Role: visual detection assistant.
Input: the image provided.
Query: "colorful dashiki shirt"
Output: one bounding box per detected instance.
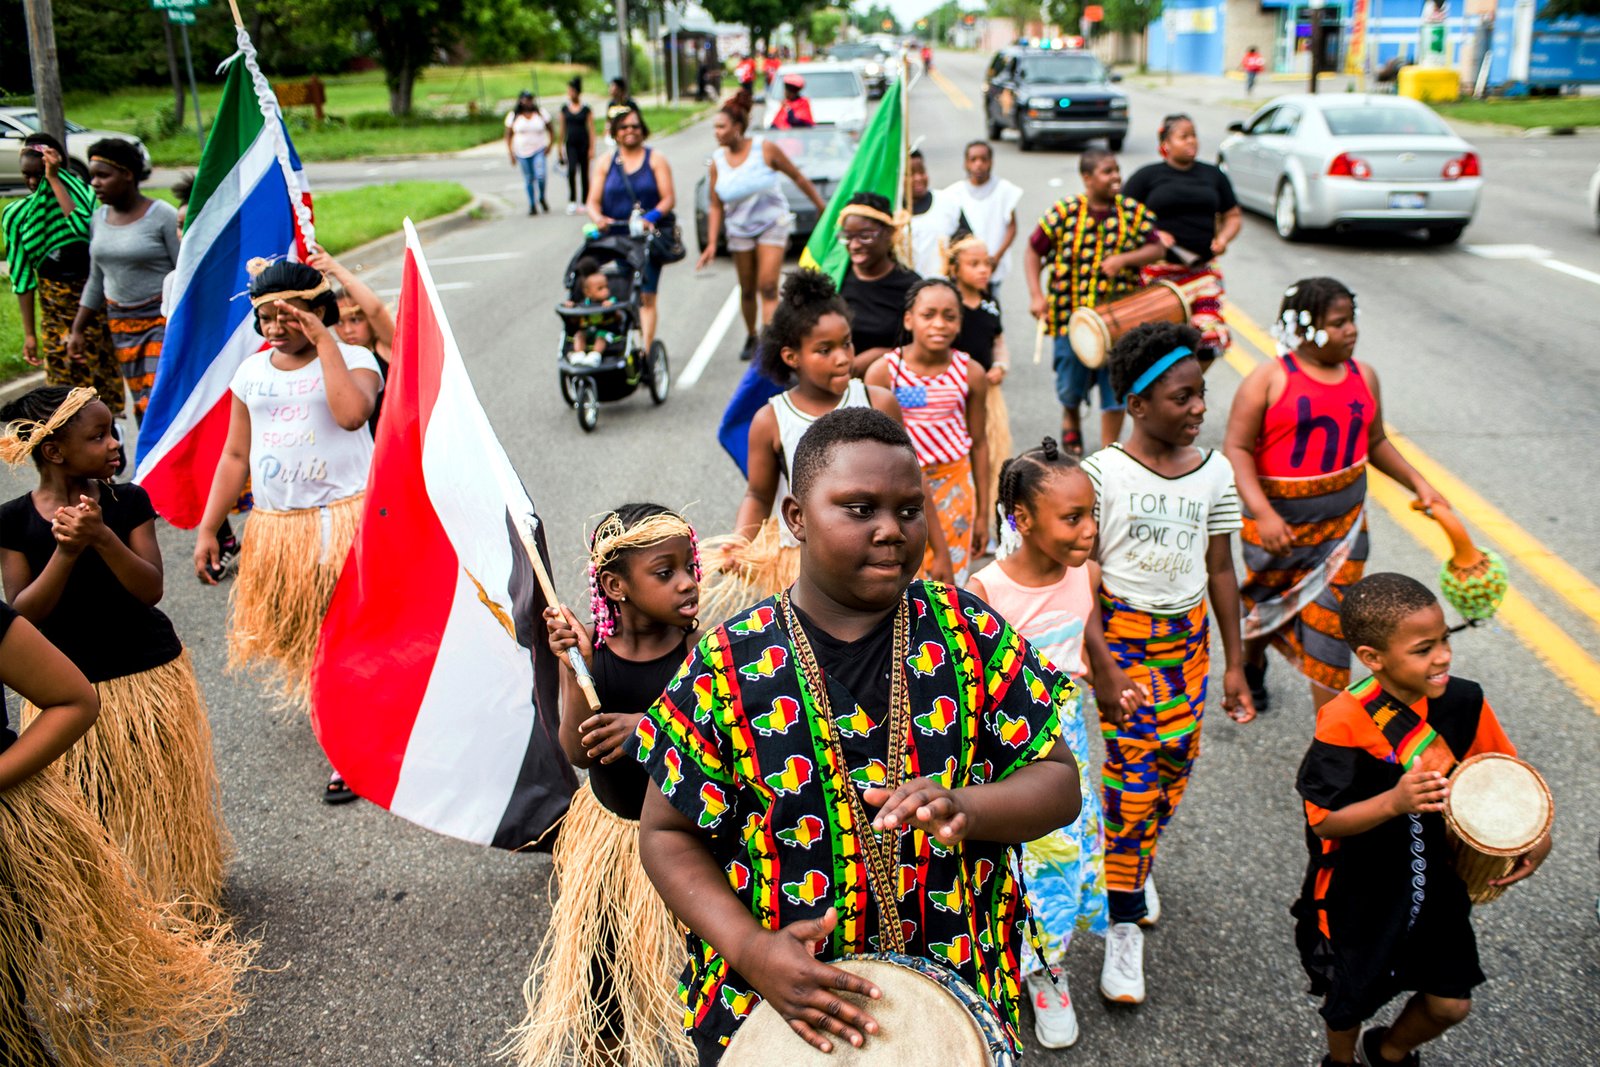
[1036,193,1156,337]
[635,580,1071,1054]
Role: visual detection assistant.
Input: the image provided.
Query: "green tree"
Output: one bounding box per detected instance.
[702,0,789,50]
[1103,0,1162,34]
[810,8,847,49]
[855,4,900,34]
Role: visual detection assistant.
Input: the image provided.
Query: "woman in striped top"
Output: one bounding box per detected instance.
[865,277,989,582]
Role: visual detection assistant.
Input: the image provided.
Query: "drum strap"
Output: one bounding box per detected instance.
[782,591,912,956]
[1347,676,1454,775]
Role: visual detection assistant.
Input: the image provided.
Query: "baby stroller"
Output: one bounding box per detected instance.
[556,233,670,432]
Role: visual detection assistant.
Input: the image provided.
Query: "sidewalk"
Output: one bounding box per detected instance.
[1118,69,1362,112]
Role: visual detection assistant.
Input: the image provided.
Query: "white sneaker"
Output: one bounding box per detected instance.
[565,203,580,215]
[1140,875,1161,927]
[1025,967,1079,1048]
[1100,922,1146,1004]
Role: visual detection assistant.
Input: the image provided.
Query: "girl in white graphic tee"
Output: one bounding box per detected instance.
[193,258,380,804]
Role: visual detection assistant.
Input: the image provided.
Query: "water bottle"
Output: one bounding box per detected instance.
[582,223,601,241]
[628,206,645,238]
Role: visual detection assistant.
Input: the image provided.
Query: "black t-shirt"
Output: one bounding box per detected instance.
[592,635,690,819]
[563,103,592,148]
[840,264,920,355]
[1121,161,1238,264]
[0,600,16,754]
[0,484,182,683]
[793,603,895,724]
[953,290,1003,370]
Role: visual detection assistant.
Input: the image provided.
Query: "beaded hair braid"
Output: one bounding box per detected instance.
[586,507,701,645]
[1272,277,1357,350]
[995,437,1081,557]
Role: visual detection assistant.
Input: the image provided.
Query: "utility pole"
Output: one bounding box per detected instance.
[1308,1,1324,94]
[21,0,67,147]
[616,0,631,87]
[163,18,186,120]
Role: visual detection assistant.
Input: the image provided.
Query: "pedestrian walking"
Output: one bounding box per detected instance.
[3,135,122,414]
[587,109,678,353]
[697,94,826,360]
[1122,115,1242,363]
[502,504,700,1067]
[907,149,965,278]
[943,141,1022,296]
[1242,46,1266,95]
[1225,278,1445,714]
[1023,148,1163,456]
[1083,321,1256,1006]
[836,192,919,375]
[0,385,231,912]
[192,260,381,803]
[558,77,596,215]
[1292,573,1549,1067]
[506,91,552,215]
[864,277,990,583]
[67,138,180,422]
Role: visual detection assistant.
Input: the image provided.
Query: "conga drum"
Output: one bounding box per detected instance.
[720,952,1014,1066]
[1443,753,1552,905]
[1066,280,1193,370]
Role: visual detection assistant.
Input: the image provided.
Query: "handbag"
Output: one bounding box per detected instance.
[616,151,687,265]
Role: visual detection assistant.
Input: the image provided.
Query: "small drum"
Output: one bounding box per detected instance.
[1444,753,1552,905]
[1066,280,1193,370]
[720,952,1013,1066]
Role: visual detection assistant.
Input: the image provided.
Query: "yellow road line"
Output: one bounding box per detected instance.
[1227,308,1600,638]
[929,69,974,111]
[1222,306,1600,713]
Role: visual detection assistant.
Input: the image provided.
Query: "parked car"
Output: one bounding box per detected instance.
[0,108,150,189]
[982,47,1128,152]
[763,63,867,133]
[695,125,855,256]
[827,41,891,97]
[1589,162,1600,233]
[1218,93,1482,244]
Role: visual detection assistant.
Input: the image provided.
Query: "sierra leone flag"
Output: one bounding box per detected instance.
[134,25,314,528]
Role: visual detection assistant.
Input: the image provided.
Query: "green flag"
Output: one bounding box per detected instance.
[798,76,906,283]
[186,53,267,224]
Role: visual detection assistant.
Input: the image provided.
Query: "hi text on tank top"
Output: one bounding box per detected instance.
[1255,354,1376,479]
[770,380,870,546]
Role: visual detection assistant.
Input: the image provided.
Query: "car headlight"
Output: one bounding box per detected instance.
[864,62,881,75]
[1110,99,1128,111]
[1028,97,1057,109]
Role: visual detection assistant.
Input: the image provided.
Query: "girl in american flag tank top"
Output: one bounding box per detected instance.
[865,278,990,583]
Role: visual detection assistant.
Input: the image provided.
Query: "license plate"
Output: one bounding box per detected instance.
[1389,192,1427,210]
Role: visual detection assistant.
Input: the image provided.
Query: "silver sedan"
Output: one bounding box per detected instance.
[1218,93,1482,244]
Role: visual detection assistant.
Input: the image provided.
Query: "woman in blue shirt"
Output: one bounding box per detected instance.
[586,109,678,352]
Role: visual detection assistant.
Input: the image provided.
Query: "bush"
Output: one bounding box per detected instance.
[132,103,184,143]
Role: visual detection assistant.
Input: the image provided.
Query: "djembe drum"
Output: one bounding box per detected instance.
[1411,501,1508,622]
[1443,753,1552,904]
[1066,279,1194,370]
[720,952,1014,1066]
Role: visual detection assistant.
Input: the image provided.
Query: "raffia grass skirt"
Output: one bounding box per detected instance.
[502,784,692,1067]
[696,517,799,631]
[22,651,230,913]
[227,493,362,711]
[0,772,251,1067]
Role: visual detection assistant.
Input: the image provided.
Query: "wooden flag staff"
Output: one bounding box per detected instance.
[515,518,602,711]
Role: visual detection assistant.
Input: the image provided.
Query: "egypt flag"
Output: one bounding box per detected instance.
[134,24,314,527]
[310,221,576,849]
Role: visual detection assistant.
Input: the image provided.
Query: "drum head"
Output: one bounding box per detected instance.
[1067,308,1109,370]
[721,957,994,1066]
[1447,754,1552,854]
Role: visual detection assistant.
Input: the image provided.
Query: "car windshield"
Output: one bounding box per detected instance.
[777,71,860,99]
[768,129,853,165]
[1016,55,1104,83]
[1321,105,1452,137]
[7,111,87,134]
[830,45,880,59]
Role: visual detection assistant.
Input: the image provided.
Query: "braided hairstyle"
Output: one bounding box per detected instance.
[0,386,84,466]
[1108,320,1203,401]
[587,503,701,645]
[995,437,1084,555]
[1273,277,1357,349]
[759,269,852,384]
[903,275,961,313]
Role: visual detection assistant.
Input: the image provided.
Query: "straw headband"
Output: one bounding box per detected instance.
[0,386,97,467]
[588,512,695,570]
[88,154,132,174]
[1129,346,1194,396]
[838,204,910,231]
[245,257,332,308]
[943,234,987,273]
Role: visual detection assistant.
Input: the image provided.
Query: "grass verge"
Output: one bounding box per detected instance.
[1,180,471,383]
[1434,96,1600,129]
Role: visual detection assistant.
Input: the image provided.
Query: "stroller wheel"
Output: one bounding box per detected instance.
[647,340,671,405]
[559,370,577,408]
[574,376,600,433]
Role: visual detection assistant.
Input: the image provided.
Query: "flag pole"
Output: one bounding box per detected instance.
[227,0,242,27]
[514,521,602,711]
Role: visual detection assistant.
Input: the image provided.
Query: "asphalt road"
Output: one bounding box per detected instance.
[6,53,1599,1065]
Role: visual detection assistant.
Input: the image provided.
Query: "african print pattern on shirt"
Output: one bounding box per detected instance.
[1037,194,1155,335]
[635,582,1072,1053]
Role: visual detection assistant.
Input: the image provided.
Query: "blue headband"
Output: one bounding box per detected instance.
[1129,346,1194,396]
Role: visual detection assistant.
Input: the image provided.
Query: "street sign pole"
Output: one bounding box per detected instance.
[178,17,206,145]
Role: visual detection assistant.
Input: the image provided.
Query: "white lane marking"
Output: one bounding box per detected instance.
[677,286,743,390]
[1537,257,1600,287]
[427,252,523,265]
[1465,243,1600,288]
[376,281,474,296]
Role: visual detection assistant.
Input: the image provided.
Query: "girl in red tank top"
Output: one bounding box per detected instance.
[1224,278,1446,713]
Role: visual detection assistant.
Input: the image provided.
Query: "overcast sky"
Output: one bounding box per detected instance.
[886,0,953,28]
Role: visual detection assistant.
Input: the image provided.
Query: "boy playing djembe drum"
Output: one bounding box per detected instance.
[1293,573,1551,1067]
[635,408,1082,1064]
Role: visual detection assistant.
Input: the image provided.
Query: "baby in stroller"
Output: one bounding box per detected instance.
[565,257,628,368]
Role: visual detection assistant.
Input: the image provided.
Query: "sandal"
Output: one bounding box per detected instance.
[1060,428,1085,457]
[322,774,359,806]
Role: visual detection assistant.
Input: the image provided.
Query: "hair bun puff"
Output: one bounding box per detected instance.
[781,268,839,309]
[1040,436,1059,461]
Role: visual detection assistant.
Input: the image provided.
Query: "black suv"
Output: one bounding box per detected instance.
[982,48,1128,152]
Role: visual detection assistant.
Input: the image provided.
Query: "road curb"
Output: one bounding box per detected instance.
[332,193,492,269]
[0,370,47,407]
